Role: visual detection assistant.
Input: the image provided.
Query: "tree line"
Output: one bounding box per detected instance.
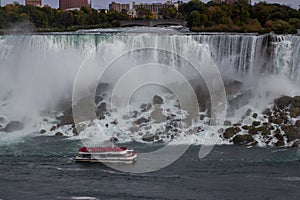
[0,3,130,31]
[0,1,300,33]
[181,0,300,33]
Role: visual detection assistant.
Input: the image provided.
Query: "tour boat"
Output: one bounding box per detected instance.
[75,146,137,164]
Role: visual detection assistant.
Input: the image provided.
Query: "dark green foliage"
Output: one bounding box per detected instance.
[181,0,300,33]
[0,3,130,31]
[0,1,299,33]
[159,6,178,19]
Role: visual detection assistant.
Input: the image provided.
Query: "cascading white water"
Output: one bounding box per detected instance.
[0,30,300,144]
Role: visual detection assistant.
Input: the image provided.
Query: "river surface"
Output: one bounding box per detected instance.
[1,136,300,200]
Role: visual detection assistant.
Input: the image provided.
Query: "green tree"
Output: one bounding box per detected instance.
[159,6,177,19]
[179,0,206,18]
[30,10,48,28]
[57,11,74,28]
[268,20,297,34]
[136,8,152,19]
[289,18,300,29]
[188,10,201,28]
[0,12,8,28]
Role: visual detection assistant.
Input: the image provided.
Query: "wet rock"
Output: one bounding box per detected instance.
[257,126,271,135]
[292,96,300,107]
[72,128,78,136]
[55,132,63,137]
[57,114,74,127]
[95,95,104,104]
[293,96,300,102]
[262,108,272,116]
[40,129,46,134]
[96,102,107,119]
[285,131,300,142]
[252,121,261,127]
[263,122,271,126]
[252,113,258,118]
[274,129,284,141]
[223,127,241,139]
[200,115,205,120]
[233,123,242,127]
[292,141,300,148]
[3,121,24,132]
[280,112,288,121]
[99,113,105,120]
[140,103,152,112]
[111,119,118,125]
[134,117,150,125]
[274,96,293,109]
[248,127,258,135]
[275,140,285,147]
[273,118,283,125]
[142,133,156,142]
[109,137,119,143]
[268,116,274,123]
[130,111,139,118]
[241,125,250,130]
[295,120,300,127]
[98,102,107,112]
[232,134,254,145]
[50,126,57,131]
[153,95,164,105]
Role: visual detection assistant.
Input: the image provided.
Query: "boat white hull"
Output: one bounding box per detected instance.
[75,155,137,164]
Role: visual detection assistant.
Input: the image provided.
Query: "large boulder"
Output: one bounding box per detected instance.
[275,140,285,147]
[142,133,157,142]
[252,121,261,127]
[3,121,24,132]
[98,102,107,112]
[223,127,241,139]
[134,117,150,125]
[274,129,284,141]
[292,96,300,107]
[140,103,152,112]
[96,102,107,119]
[274,96,293,109]
[285,130,300,142]
[292,141,300,148]
[40,129,46,134]
[153,95,164,105]
[289,105,300,118]
[232,134,254,145]
[57,115,74,127]
[257,126,271,135]
[248,127,259,135]
[295,120,300,127]
[57,107,74,127]
[55,132,63,137]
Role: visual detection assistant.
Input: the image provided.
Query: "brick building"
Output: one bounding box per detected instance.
[59,0,90,10]
[25,0,42,7]
[109,1,130,12]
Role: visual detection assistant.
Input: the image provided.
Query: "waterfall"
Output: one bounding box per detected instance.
[0,31,299,134]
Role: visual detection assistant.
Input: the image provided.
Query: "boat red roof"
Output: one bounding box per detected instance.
[79,146,127,153]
